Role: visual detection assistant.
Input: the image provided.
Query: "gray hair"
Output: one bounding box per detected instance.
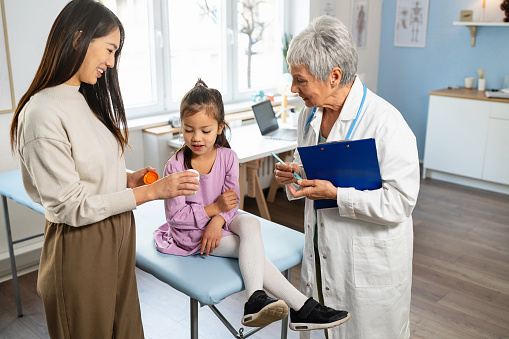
[287,16,358,87]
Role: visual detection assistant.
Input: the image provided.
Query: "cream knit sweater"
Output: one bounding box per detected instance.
[17,84,137,227]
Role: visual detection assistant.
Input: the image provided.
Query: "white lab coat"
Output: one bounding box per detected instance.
[287,78,420,339]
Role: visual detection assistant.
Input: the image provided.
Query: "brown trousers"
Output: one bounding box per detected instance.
[37,211,144,339]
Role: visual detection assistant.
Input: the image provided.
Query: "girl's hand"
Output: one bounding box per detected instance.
[200,215,225,256]
[274,162,300,185]
[289,179,337,200]
[216,188,238,213]
[127,166,156,188]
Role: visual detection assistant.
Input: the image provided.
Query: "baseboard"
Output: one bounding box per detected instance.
[423,169,509,195]
[0,240,42,283]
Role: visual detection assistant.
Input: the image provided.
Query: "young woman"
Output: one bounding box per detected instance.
[154,79,350,331]
[10,1,198,337]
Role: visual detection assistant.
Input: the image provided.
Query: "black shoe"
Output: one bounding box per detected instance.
[289,298,350,331]
[241,290,289,327]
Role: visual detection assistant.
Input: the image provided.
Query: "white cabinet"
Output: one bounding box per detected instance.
[423,91,509,194]
[483,103,509,186]
[424,96,489,179]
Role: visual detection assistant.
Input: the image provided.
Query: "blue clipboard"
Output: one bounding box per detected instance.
[297,138,382,210]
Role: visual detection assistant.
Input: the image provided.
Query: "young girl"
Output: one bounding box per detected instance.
[154,79,350,331]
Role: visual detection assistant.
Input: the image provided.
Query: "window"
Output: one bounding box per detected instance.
[167,0,224,102]
[102,0,286,118]
[236,1,282,92]
[102,0,159,112]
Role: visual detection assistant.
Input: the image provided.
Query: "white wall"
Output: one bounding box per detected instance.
[355,1,382,93]
[0,0,382,280]
[0,0,68,280]
[1,0,66,173]
[307,0,382,92]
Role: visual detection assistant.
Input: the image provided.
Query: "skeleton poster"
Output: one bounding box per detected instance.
[394,0,429,47]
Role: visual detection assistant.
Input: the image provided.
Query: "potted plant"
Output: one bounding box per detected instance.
[282,33,292,73]
[502,0,509,22]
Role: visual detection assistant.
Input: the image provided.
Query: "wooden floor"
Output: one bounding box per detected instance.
[1,177,509,338]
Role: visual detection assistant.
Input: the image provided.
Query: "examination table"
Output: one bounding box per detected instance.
[0,169,304,339]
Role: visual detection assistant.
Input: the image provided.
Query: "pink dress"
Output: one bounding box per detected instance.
[154,147,241,255]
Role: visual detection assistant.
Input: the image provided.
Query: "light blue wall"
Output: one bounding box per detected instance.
[377,1,509,160]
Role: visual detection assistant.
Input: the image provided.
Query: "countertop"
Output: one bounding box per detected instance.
[429,88,509,103]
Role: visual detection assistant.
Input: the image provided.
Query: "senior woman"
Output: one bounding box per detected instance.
[274,16,420,339]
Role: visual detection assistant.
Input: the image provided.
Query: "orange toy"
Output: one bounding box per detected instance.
[143,171,159,185]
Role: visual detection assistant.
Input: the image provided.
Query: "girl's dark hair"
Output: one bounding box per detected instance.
[10,0,128,153]
[177,78,230,169]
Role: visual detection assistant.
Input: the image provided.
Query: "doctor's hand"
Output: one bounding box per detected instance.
[289,179,337,201]
[274,162,301,185]
[200,215,225,257]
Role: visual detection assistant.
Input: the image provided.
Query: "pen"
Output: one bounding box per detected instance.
[271,152,302,180]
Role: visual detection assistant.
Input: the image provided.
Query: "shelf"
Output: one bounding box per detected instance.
[453,21,509,26]
[453,21,509,46]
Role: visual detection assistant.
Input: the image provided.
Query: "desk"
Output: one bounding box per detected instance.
[169,123,297,220]
[142,105,296,178]
[143,110,262,176]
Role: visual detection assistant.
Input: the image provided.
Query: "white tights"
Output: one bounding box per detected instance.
[212,213,308,310]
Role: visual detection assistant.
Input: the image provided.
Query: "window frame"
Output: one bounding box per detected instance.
[122,0,287,119]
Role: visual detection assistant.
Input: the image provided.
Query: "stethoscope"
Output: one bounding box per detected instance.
[304,82,367,141]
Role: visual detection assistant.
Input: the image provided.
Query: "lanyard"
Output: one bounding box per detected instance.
[304,107,316,132]
[304,83,367,140]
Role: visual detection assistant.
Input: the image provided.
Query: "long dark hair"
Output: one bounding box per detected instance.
[176,79,230,169]
[10,0,128,153]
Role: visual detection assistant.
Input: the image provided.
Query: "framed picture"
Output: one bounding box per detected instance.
[394,0,429,48]
[321,0,337,17]
[352,0,369,48]
[0,0,15,113]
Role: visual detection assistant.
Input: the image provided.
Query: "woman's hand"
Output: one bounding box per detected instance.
[153,171,200,199]
[132,170,199,205]
[289,179,337,200]
[127,166,156,188]
[216,189,238,213]
[274,162,301,185]
[200,215,225,256]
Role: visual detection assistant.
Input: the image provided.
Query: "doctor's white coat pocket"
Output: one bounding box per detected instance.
[353,235,408,288]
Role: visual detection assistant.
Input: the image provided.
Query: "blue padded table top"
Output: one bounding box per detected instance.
[134,199,305,306]
[0,170,44,215]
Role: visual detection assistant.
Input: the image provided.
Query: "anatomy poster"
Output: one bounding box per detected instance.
[321,0,337,16]
[352,1,368,48]
[394,0,429,47]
